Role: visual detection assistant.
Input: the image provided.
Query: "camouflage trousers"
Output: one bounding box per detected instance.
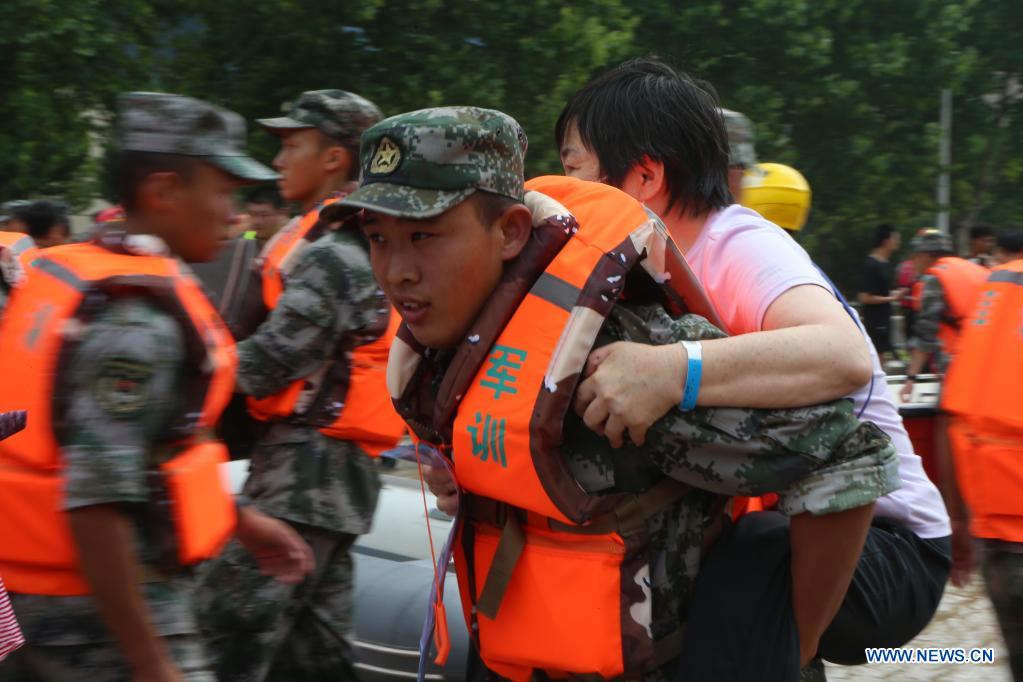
[195,523,359,682]
[0,634,214,682]
[980,540,1023,680]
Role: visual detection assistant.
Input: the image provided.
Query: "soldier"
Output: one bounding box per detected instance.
[342,106,900,681]
[902,228,992,387]
[0,92,313,682]
[899,228,988,596]
[195,90,404,681]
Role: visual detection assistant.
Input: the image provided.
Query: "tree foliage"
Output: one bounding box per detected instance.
[1,0,1020,291]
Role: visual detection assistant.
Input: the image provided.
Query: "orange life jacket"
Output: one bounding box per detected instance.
[389,176,724,680]
[914,256,989,356]
[0,240,238,596]
[249,197,405,456]
[0,231,36,293]
[942,260,1023,542]
[259,196,341,310]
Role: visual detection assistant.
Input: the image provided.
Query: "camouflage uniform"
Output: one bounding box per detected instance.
[339,107,900,681]
[909,229,958,373]
[1,295,215,682]
[565,302,898,682]
[0,93,275,682]
[914,274,950,371]
[195,90,385,682]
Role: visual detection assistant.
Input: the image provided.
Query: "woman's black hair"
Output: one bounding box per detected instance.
[555,58,732,216]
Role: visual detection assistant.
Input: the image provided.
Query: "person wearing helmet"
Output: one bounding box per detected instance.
[741,162,812,233]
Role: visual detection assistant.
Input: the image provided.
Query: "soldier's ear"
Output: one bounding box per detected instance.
[323,145,351,175]
[498,203,533,262]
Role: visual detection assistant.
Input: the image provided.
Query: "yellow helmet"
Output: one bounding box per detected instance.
[741,163,812,232]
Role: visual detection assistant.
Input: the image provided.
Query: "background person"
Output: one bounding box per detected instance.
[857,224,902,361]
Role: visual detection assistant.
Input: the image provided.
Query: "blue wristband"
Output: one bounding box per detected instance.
[679,341,702,411]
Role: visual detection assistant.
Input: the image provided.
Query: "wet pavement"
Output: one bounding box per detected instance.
[825,578,1011,681]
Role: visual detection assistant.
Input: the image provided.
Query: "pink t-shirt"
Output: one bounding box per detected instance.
[685,205,950,539]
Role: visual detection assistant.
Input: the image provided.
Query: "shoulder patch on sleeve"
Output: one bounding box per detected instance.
[92,358,154,417]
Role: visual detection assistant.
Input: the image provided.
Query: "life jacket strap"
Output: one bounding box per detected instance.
[549,478,694,537]
[475,509,525,620]
[467,478,698,622]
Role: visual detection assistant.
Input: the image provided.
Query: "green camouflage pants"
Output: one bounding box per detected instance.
[195,523,359,682]
[0,634,215,681]
[981,540,1023,680]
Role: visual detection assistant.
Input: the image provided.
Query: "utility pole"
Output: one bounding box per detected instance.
[937,89,952,238]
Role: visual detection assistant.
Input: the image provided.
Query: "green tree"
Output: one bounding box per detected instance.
[631,0,982,292]
[0,0,167,208]
[948,0,1023,249]
[157,0,636,177]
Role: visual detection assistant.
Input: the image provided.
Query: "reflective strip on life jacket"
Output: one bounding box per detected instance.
[0,242,238,595]
[0,232,35,260]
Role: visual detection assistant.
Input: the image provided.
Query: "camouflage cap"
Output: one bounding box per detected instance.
[258,89,383,146]
[910,228,955,254]
[118,92,277,183]
[338,106,527,219]
[720,108,757,168]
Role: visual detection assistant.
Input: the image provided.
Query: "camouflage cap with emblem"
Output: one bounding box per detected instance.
[337,106,527,219]
[119,92,278,183]
[720,108,757,168]
[258,89,383,148]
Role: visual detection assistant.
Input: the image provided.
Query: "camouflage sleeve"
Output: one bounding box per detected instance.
[59,297,184,510]
[604,302,901,516]
[912,274,945,354]
[235,234,380,398]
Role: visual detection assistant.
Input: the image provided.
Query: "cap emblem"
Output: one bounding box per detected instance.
[369,136,401,175]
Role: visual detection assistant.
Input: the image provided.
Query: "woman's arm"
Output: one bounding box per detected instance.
[576,284,873,447]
